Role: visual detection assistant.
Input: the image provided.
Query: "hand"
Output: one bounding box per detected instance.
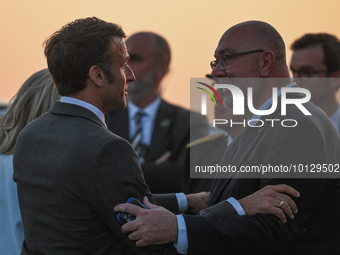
[154,151,171,164]
[114,197,178,246]
[186,191,210,214]
[238,184,300,223]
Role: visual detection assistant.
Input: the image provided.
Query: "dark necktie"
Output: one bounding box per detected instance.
[131,111,146,159]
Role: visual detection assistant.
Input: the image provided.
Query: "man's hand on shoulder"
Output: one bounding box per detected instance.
[238,184,300,223]
[114,197,178,246]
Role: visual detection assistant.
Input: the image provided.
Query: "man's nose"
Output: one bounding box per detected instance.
[211,65,227,78]
[126,65,136,82]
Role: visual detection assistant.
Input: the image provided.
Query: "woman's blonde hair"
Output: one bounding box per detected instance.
[0,69,60,154]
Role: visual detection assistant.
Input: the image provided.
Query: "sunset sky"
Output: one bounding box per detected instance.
[1,0,340,110]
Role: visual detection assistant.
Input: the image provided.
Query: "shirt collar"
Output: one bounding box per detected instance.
[127,96,162,121]
[329,104,340,133]
[60,97,107,127]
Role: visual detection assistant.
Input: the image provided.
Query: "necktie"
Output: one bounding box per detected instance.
[131,111,147,159]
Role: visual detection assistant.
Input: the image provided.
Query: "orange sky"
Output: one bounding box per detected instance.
[1,0,340,109]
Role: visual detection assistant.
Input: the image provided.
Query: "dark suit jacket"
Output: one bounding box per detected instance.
[184,132,229,194]
[183,92,340,255]
[105,99,209,194]
[13,102,178,255]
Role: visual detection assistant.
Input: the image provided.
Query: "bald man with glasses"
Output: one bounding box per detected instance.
[115,21,340,255]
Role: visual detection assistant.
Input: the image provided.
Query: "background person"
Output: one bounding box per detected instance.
[0,69,60,255]
[106,32,209,194]
[290,33,340,133]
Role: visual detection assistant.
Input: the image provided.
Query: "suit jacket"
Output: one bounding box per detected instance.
[105,99,209,194]
[13,102,178,255]
[183,92,340,255]
[184,132,229,194]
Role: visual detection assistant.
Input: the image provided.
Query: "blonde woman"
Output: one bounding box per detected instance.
[0,69,60,255]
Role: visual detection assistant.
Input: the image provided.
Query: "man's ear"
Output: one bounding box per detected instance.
[330,70,340,91]
[155,59,170,81]
[259,50,275,77]
[89,65,106,87]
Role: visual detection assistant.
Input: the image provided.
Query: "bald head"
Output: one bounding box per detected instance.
[212,21,291,111]
[126,32,171,66]
[212,20,290,80]
[220,21,286,63]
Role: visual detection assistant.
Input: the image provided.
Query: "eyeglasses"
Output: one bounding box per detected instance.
[210,49,265,70]
[291,68,328,78]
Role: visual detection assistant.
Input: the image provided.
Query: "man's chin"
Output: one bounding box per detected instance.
[111,100,127,112]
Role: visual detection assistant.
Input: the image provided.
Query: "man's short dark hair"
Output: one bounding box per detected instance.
[291,33,340,75]
[44,17,126,96]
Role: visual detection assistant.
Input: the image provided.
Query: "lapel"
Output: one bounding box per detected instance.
[209,86,307,204]
[209,119,272,205]
[146,100,174,159]
[209,86,305,205]
[49,101,107,129]
[226,84,304,174]
[208,134,240,206]
[209,115,276,205]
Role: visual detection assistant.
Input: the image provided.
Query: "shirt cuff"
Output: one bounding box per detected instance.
[227,197,245,215]
[175,193,188,213]
[173,215,188,254]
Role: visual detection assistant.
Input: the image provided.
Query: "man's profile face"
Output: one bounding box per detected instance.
[211,28,261,109]
[124,35,157,99]
[290,44,333,105]
[103,38,135,111]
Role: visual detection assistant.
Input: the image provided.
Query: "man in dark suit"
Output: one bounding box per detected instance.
[115,21,340,254]
[106,32,209,193]
[13,17,304,254]
[13,17,180,255]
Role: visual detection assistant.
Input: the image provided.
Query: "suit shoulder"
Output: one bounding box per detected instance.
[286,102,336,133]
[101,132,134,150]
[162,100,207,122]
[162,100,190,114]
